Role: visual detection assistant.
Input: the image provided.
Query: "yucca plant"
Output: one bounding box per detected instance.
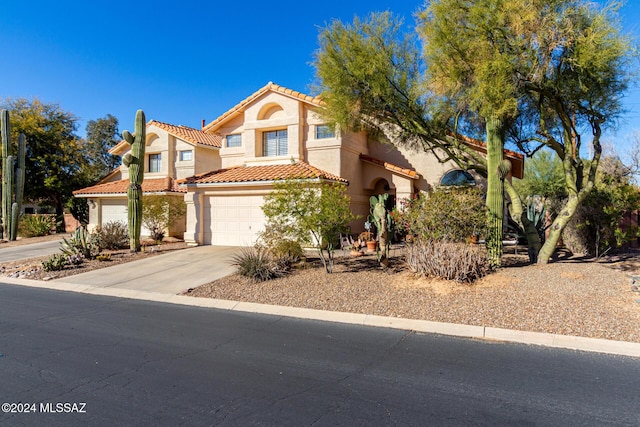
[231,246,287,282]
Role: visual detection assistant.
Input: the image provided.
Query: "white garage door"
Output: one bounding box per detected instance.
[100,199,150,236]
[204,195,266,246]
[101,199,128,225]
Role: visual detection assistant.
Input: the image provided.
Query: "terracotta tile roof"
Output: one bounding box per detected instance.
[183,161,347,185]
[149,120,222,147]
[109,120,222,154]
[203,82,323,132]
[447,132,525,179]
[73,177,186,196]
[96,168,121,184]
[359,154,420,179]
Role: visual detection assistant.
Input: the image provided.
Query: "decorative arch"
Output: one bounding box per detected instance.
[439,169,476,187]
[257,103,285,120]
[146,132,160,146]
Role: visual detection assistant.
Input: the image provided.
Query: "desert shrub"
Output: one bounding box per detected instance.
[262,179,357,273]
[395,187,487,242]
[96,221,129,250]
[563,183,640,257]
[406,240,491,283]
[232,246,287,282]
[257,224,304,265]
[42,253,68,272]
[66,253,85,266]
[142,195,187,242]
[19,214,56,237]
[60,226,101,259]
[266,239,304,267]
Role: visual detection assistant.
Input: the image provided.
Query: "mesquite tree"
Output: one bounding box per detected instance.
[315,1,633,266]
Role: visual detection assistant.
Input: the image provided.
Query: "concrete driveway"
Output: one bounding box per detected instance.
[55,246,241,294]
[0,240,62,262]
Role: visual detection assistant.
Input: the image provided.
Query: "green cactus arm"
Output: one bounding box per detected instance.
[122,130,134,145]
[15,134,25,206]
[122,153,133,167]
[10,202,19,240]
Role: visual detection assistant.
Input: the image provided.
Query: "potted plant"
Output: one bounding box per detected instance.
[358,231,377,252]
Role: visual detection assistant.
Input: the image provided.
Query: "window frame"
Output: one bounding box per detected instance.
[148,153,162,173]
[315,124,336,139]
[439,169,476,187]
[262,129,288,157]
[226,133,242,148]
[179,150,193,162]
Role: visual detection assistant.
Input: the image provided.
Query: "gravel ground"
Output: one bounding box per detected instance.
[0,238,188,280]
[188,248,640,343]
[3,235,639,343]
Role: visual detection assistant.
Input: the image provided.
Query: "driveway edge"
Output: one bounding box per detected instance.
[3,276,639,358]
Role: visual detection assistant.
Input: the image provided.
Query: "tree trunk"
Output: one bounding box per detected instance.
[485,117,505,268]
[537,192,587,264]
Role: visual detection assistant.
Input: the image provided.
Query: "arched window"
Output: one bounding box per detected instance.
[440,170,476,186]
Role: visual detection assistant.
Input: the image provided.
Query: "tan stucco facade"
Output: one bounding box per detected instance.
[76,82,521,247]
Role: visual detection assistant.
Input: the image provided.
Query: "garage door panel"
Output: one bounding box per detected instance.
[100,199,150,236]
[206,195,265,246]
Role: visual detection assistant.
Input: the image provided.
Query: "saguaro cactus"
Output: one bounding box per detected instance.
[121,110,146,252]
[369,193,393,266]
[1,109,26,241]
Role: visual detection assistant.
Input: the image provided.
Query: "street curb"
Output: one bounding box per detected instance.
[2,276,639,358]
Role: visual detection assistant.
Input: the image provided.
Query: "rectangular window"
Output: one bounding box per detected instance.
[316,124,335,139]
[148,153,161,173]
[179,150,193,161]
[262,130,288,157]
[226,134,242,148]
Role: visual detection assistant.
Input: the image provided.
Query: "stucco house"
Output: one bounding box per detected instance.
[74,82,523,246]
[73,120,221,237]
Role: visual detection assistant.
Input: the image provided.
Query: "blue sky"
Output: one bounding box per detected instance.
[2,0,639,153]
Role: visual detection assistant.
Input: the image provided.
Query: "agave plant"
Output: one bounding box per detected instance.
[60,226,100,259]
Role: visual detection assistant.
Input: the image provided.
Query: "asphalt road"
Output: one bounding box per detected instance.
[1,283,639,426]
[0,240,60,262]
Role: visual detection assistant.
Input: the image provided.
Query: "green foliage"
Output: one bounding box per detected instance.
[1,99,93,229]
[563,179,640,257]
[82,114,120,182]
[121,110,146,252]
[96,253,112,262]
[513,150,566,200]
[261,179,356,273]
[66,197,89,226]
[395,187,487,243]
[313,12,483,170]
[257,224,304,265]
[314,2,635,265]
[406,240,491,283]
[231,246,287,283]
[95,220,129,250]
[60,226,100,259]
[18,214,55,237]
[42,253,68,272]
[141,195,186,242]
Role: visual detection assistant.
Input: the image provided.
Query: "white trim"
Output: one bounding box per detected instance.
[75,191,184,198]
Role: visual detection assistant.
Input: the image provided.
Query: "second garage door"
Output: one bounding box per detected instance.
[204,195,266,246]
